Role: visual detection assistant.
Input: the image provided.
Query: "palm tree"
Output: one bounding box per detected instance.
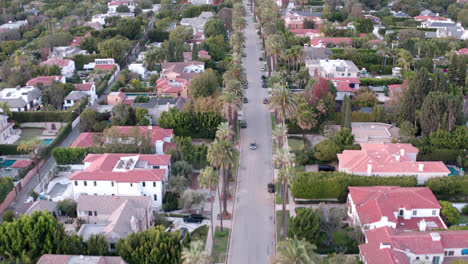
[182,240,210,264]
[296,104,316,144]
[17,138,43,186]
[269,84,298,126]
[273,149,295,239]
[145,47,166,71]
[397,49,413,71]
[198,166,219,244]
[230,31,245,53]
[207,139,237,229]
[266,34,285,72]
[1,102,11,117]
[225,64,247,85]
[272,123,288,150]
[233,17,247,31]
[221,91,241,141]
[216,122,234,142]
[273,236,320,264]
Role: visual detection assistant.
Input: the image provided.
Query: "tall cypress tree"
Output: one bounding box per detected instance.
[401,67,430,122]
[341,95,348,128]
[448,53,458,85]
[344,95,352,129]
[432,68,448,92]
[456,56,467,87]
[192,43,198,61]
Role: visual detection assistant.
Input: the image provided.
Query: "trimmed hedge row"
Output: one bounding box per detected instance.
[12,111,76,123]
[291,172,417,201]
[52,147,90,165]
[418,148,462,164]
[330,48,377,55]
[425,175,468,196]
[44,123,72,155]
[307,1,324,5]
[360,78,403,86]
[0,177,14,203]
[0,144,20,155]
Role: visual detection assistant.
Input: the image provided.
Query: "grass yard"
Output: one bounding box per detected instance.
[16,128,44,143]
[212,227,230,263]
[288,138,304,151]
[276,210,290,242]
[190,225,208,243]
[271,113,276,129]
[275,182,289,205]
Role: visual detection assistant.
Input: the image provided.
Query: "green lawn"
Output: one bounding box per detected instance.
[275,182,289,205]
[17,128,44,143]
[276,210,290,242]
[456,215,468,225]
[190,225,208,243]
[212,228,230,263]
[271,113,276,129]
[288,138,304,151]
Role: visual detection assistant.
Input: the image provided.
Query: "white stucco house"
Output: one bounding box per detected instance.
[40,58,76,77]
[0,87,42,112]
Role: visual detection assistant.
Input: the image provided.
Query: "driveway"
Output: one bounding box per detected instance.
[227,5,275,264]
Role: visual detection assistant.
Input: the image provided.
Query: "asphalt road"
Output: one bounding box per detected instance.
[227,5,275,264]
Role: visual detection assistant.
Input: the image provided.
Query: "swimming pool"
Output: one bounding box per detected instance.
[1,160,16,167]
[449,166,461,176]
[42,139,54,146]
[125,93,149,97]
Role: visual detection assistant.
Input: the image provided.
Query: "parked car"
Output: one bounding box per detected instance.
[268,183,275,193]
[261,75,266,80]
[249,142,257,150]
[240,120,247,128]
[183,214,204,224]
[243,97,248,103]
[259,57,263,61]
[263,98,268,104]
[244,84,248,89]
[262,83,267,88]
[318,165,336,172]
[261,67,265,71]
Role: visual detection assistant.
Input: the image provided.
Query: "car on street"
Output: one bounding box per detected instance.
[318,165,336,172]
[261,75,266,80]
[259,57,263,61]
[244,84,248,89]
[261,67,264,71]
[263,98,268,104]
[183,214,204,224]
[267,183,275,193]
[262,83,267,88]
[249,142,257,150]
[240,120,247,128]
[243,97,248,103]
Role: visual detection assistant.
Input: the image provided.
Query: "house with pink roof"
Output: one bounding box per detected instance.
[26,76,66,88]
[107,0,135,12]
[70,126,174,154]
[37,254,127,264]
[289,28,323,38]
[183,50,211,62]
[457,48,468,56]
[338,143,450,184]
[347,186,447,232]
[71,153,171,208]
[40,58,75,77]
[359,226,468,264]
[327,77,361,100]
[156,78,189,98]
[310,38,352,48]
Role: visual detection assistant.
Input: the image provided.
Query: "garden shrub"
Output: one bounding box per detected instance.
[52,147,90,165]
[0,177,14,203]
[360,78,402,86]
[2,209,15,222]
[162,192,179,212]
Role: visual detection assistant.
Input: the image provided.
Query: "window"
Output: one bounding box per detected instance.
[94,211,97,216]
[142,182,146,187]
[154,194,157,201]
[111,181,114,187]
[432,210,437,216]
[84,181,87,186]
[88,211,92,216]
[399,209,403,216]
[413,210,417,216]
[153,182,156,187]
[110,243,115,250]
[130,183,133,187]
[112,193,115,196]
[433,256,440,264]
[74,181,78,186]
[94,181,97,186]
[153,165,160,169]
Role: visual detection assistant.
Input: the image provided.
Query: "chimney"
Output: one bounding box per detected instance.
[367,164,372,176]
[419,219,427,231]
[82,80,86,84]
[379,243,391,249]
[430,232,441,241]
[395,155,400,161]
[400,149,405,157]
[148,126,152,130]
[419,164,424,171]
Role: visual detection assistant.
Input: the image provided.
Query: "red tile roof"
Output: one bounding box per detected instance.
[327,77,360,92]
[349,186,445,230]
[290,28,322,35]
[108,0,133,5]
[338,143,450,175]
[457,48,468,56]
[156,78,188,94]
[70,126,174,148]
[414,15,449,21]
[71,153,169,182]
[310,38,352,47]
[40,58,73,67]
[360,227,468,264]
[11,160,33,168]
[70,36,84,47]
[95,64,117,71]
[26,76,65,87]
[75,82,94,91]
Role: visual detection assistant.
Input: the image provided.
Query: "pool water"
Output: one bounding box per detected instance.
[448,166,460,176]
[1,160,16,167]
[42,139,54,146]
[125,93,149,97]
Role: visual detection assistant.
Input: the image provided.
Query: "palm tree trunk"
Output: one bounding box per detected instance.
[210,182,215,241]
[302,129,307,144]
[217,182,223,232]
[281,178,288,239]
[222,167,228,216]
[232,110,238,142]
[267,54,272,77]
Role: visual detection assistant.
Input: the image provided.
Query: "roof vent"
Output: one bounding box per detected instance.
[380,243,391,249]
[431,232,441,241]
[419,164,424,171]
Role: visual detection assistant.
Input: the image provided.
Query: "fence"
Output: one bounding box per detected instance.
[34,163,56,194]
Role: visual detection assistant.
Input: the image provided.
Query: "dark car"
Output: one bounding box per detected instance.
[268,183,275,193]
[244,84,248,89]
[240,120,247,128]
[318,165,336,172]
[259,56,263,61]
[243,97,248,103]
[183,214,204,224]
[263,98,268,104]
[249,142,257,150]
[262,83,267,88]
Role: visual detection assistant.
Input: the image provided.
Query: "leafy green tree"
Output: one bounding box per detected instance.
[58,199,77,217]
[179,189,206,210]
[420,92,461,135]
[98,36,131,65]
[79,108,97,132]
[334,128,354,149]
[111,103,136,126]
[86,234,109,256]
[204,18,227,39]
[296,103,315,143]
[116,5,130,12]
[287,208,320,245]
[432,68,448,92]
[205,36,229,61]
[439,200,460,226]
[313,139,340,162]
[136,107,150,126]
[116,226,182,264]
[399,121,417,142]
[117,19,142,40]
[189,69,220,98]
[167,175,189,196]
[462,204,468,215]
[274,236,320,264]
[169,26,194,43]
[458,9,468,27]
[401,67,430,123]
[192,44,199,61]
[2,209,15,222]
[341,95,352,129]
[355,18,373,33]
[172,160,194,178]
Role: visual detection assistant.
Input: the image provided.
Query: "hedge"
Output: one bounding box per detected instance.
[158,110,224,139]
[52,147,90,165]
[0,177,14,203]
[290,172,417,201]
[360,78,402,86]
[0,144,20,155]
[12,111,75,123]
[418,149,461,164]
[330,48,377,55]
[307,1,323,5]
[425,175,468,197]
[44,123,72,155]
[388,26,437,32]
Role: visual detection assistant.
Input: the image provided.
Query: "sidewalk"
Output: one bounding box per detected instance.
[274,186,296,217]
